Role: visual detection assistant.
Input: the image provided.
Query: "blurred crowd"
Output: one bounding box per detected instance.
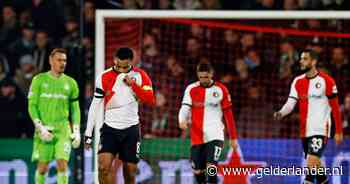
[136,20,350,139]
[96,0,350,10]
[0,0,95,138]
[0,0,349,139]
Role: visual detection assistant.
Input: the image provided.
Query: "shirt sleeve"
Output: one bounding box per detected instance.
[220,84,232,110]
[70,79,81,125]
[94,75,104,99]
[181,86,192,107]
[288,78,298,100]
[85,74,105,137]
[28,75,41,122]
[325,76,342,134]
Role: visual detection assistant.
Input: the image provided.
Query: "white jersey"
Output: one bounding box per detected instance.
[288,71,339,137]
[180,81,232,145]
[86,66,153,134]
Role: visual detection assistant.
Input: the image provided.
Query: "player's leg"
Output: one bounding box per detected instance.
[56,159,69,184]
[54,128,72,184]
[119,124,141,184]
[111,158,122,183]
[36,162,49,184]
[32,137,54,184]
[122,162,137,184]
[205,140,224,184]
[303,136,328,184]
[98,153,114,184]
[190,144,206,184]
[98,123,119,184]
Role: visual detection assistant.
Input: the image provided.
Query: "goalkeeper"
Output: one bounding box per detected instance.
[28,48,81,184]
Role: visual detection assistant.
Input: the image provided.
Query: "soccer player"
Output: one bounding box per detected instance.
[274,49,343,184]
[178,61,238,184]
[84,47,155,184]
[28,48,81,184]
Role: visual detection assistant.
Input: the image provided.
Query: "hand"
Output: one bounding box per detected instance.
[179,121,189,130]
[229,139,238,152]
[273,111,283,121]
[84,136,93,150]
[71,125,81,149]
[123,75,134,86]
[335,133,343,145]
[34,121,53,142]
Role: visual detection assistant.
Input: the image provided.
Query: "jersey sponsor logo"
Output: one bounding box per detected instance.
[193,101,218,108]
[40,93,68,99]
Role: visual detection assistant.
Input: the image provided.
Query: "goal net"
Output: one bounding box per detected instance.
[90,10,350,184]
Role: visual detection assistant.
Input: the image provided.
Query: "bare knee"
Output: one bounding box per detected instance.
[37,162,49,174]
[123,162,137,183]
[193,169,205,175]
[56,160,68,172]
[98,154,113,176]
[307,155,321,168]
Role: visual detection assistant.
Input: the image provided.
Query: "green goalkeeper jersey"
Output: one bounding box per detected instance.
[28,72,80,128]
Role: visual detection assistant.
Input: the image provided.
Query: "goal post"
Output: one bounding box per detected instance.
[93,10,350,184]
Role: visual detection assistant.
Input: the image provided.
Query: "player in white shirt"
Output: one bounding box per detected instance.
[84,47,155,184]
[178,61,238,184]
[274,49,343,184]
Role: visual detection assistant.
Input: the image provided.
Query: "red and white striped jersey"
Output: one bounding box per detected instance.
[181,81,235,145]
[289,71,341,137]
[93,66,154,129]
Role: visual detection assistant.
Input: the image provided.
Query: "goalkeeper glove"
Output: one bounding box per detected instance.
[34,119,53,142]
[71,124,81,149]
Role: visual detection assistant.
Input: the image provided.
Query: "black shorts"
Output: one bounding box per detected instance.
[98,123,141,164]
[190,140,224,170]
[302,135,327,158]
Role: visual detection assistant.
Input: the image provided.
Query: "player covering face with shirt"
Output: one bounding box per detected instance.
[84,47,155,184]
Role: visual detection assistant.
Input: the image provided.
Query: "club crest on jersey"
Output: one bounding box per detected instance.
[315,82,321,89]
[213,92,219,97]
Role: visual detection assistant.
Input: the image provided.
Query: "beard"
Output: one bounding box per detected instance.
[300,65,312,73]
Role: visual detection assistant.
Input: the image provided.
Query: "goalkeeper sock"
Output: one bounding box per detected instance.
[57,171,68,184]
[35,170,46,184]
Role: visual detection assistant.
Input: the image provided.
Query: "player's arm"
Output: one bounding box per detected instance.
[28,75,53,141]
[125,70,155,106]
[274,79,298,120]
[326,78,343,145]
[178,86,192,130]
[84,75,105,149]
[28,75,41,124]
[221,85,238,151]
[70,79,81,148]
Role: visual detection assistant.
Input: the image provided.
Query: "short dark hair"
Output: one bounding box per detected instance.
[50,48,67,57]
[197,60,214,73]
[302,49,319,61]
[114,47,134,60]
